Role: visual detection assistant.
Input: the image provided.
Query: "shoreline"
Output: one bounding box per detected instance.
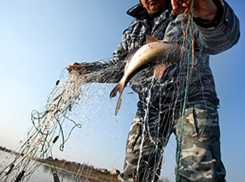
[0,146,119,182]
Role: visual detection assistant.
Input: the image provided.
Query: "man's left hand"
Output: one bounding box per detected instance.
[171,0,218,21]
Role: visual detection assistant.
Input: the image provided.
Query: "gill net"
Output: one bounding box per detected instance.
[0,2,197,182]
[0,69,120,182]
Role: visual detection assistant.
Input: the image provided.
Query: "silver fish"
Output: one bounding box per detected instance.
[110,35,182,115]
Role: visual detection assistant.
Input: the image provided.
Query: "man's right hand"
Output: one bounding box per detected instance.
[66,62,86,74]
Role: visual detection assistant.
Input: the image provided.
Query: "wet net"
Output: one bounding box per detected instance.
[0,4,197,182]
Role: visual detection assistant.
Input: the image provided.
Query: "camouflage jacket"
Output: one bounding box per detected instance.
[83,0,240,107]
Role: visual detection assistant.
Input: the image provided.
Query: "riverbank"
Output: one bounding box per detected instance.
[0,146,119,182]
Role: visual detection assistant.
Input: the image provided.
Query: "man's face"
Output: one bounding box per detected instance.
[140,0,167,13]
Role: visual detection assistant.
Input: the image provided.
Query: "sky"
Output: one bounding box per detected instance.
[0,0,244,181]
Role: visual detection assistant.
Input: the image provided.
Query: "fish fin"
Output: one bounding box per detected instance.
[146,35,159,43]
[115,92,123,116]
[154,64,167,82]
[110,82,125,115]
[161,40,181,47]
[110,83,121,98]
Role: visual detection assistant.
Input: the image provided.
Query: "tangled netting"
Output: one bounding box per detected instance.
[0,4,197,182]
[0,69,116,182]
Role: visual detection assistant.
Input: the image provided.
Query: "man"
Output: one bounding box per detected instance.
[67,0,240,181]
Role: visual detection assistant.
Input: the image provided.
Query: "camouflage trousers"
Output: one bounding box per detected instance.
[118,101,226,182]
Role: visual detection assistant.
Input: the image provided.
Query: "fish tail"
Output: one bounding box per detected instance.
[115,92,123,116]
[110,82,125,115]
[110,83,122,98]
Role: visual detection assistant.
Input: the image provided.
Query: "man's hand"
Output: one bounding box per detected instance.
[171,0,218,21]
[66,62,86,74]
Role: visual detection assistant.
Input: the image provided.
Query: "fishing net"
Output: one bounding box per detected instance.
[0,68,123,182]
[0,3,197,182]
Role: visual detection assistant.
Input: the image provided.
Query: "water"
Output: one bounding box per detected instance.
[0,150,88,182]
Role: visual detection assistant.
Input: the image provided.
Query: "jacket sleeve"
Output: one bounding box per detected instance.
[78,33,129,84]
[194,0,240,55]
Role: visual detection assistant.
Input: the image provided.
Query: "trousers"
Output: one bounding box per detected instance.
[118,101,226,182]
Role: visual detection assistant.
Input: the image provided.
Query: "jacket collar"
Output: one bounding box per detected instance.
[127,4,148,20]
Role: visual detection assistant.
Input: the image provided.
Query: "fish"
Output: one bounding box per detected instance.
[110,35,183,115]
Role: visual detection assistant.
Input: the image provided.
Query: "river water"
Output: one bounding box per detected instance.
[0,150,87,182]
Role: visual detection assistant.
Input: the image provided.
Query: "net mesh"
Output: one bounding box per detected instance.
[0,6,197,182]
[0,69,119,181]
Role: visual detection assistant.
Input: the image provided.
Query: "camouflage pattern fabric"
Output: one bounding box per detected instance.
[76,0,239,181]
[118,101,226,182]
[174,102,226,182]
